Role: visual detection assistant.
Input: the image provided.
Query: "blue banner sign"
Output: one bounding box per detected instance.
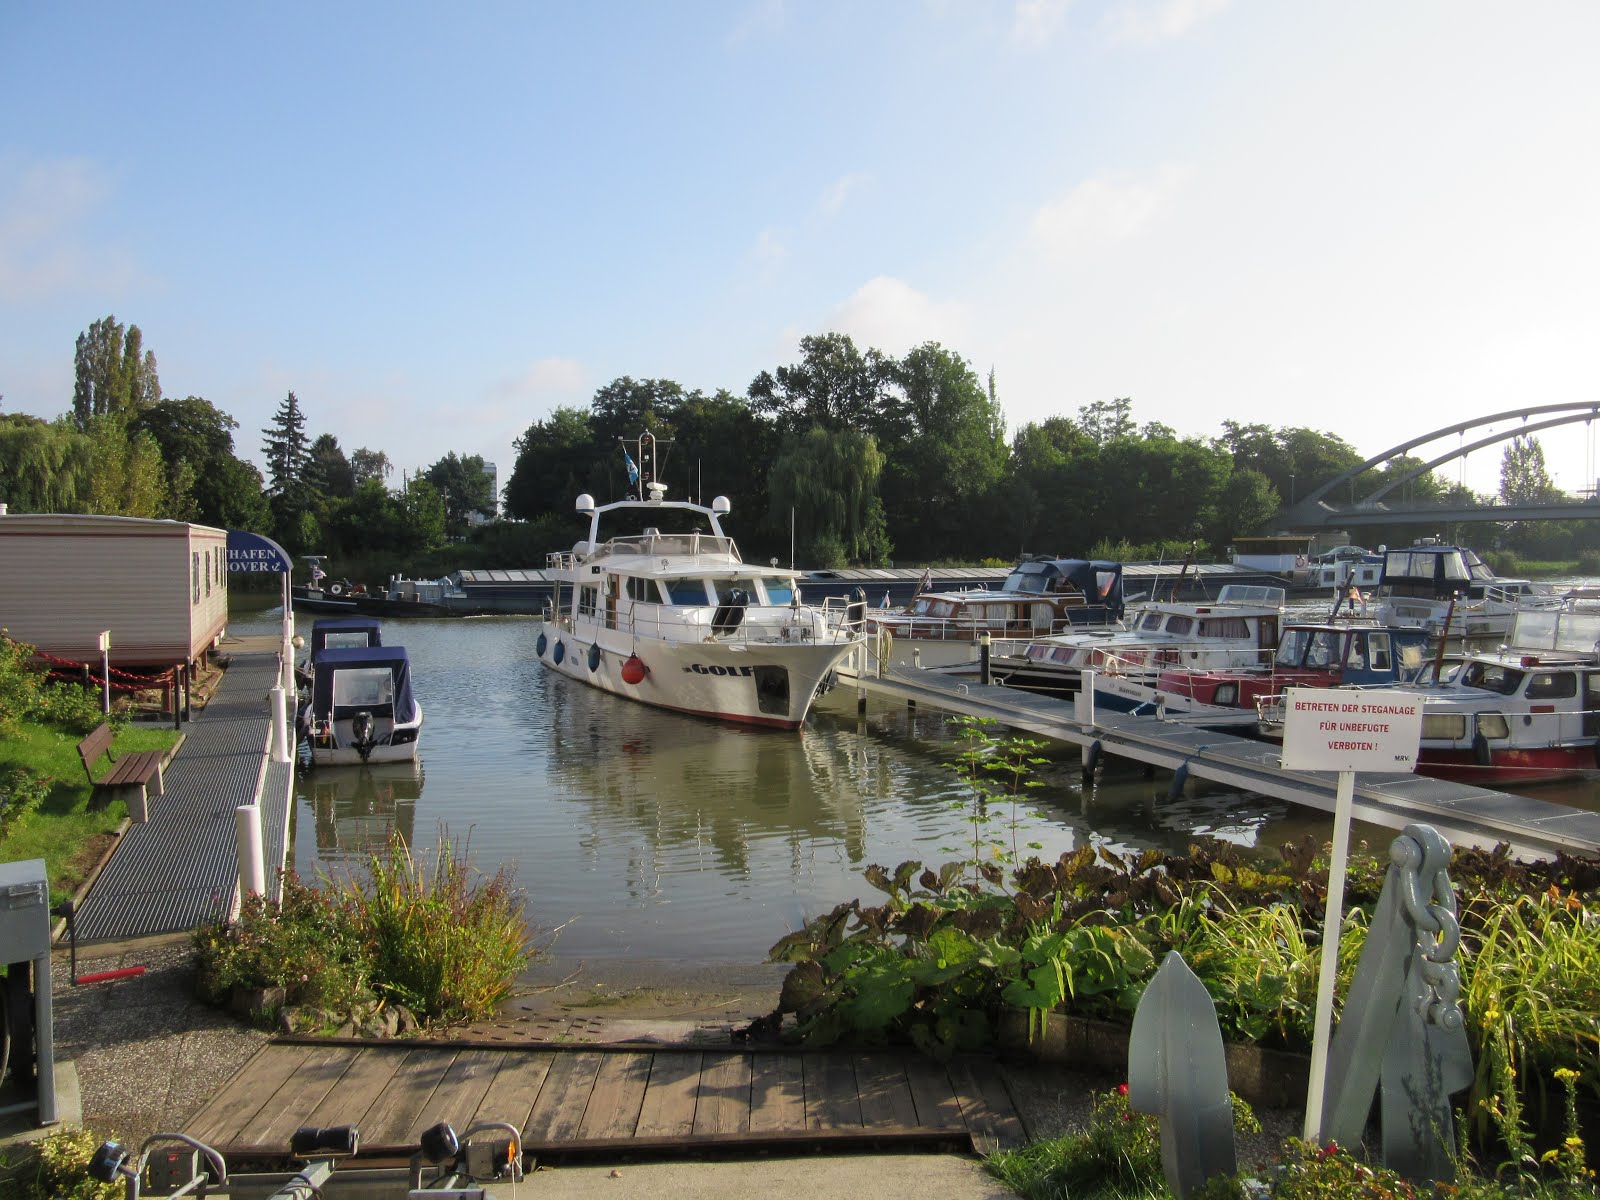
[227,530,294,574]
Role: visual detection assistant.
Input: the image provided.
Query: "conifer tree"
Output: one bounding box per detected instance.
[260,390,311,498]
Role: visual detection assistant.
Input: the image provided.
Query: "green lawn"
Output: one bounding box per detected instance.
[0,718,182,905]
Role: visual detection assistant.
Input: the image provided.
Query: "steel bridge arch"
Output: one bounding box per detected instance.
[1298,401,1600,508]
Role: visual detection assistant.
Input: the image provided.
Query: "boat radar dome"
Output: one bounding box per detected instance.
[712,496,731,515]
[575,494,595,513]
[645,481,668,502]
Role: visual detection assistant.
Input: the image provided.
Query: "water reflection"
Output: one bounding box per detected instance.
[305,761,421,862]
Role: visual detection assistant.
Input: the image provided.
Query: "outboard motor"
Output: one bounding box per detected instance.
[351,710,377,762]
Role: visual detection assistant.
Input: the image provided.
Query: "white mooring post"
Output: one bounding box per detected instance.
[1075,668,1097,725]
[234,804,266,900]
[269,682,290,763]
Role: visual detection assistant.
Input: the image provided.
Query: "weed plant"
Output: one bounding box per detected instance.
[192,830,533,1029]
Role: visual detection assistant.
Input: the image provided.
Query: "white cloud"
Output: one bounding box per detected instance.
[490,357,587,405]
[1101,0,1231,44]
[0,156,139,302]
[818,172,870,216]
[1011,0,1071,48]
[826,276,972,356]
[1029,166,1191,258]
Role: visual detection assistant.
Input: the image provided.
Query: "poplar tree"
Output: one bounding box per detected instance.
[72,315,161,430]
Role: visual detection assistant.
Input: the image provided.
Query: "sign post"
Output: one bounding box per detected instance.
[98,630,111,715]
[1279,687,1422,1143]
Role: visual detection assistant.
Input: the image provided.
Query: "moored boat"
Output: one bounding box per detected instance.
[533,434,865,729]
[298,644,423,767]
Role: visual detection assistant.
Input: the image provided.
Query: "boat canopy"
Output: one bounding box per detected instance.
[310,646,417,723]
[309,618,383,657]
[1001,558,1125,622]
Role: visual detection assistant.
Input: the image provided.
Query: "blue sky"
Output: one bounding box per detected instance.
[4,1,1599,504]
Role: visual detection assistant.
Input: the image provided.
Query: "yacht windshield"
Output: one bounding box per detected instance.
[1458,661,1526,695]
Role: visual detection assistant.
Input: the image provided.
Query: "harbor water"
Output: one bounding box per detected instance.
[230,597,1597,964]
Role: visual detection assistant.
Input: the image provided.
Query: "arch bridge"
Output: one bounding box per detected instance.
[1272,402,1600,531]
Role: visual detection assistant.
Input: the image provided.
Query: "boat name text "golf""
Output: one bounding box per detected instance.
[682,663,760,676]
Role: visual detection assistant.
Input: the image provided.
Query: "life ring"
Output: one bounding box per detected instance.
[1472,732,1491,767]
[329,582,345,596]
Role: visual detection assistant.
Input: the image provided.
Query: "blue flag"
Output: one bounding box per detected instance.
[623,447,640,485]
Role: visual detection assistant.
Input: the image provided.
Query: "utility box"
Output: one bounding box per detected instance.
[0,859,55,1125]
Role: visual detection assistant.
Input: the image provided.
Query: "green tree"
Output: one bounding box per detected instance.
[876,344,1007,560]
[306,433,356,500]
[502,406,602,521]
[83,417,166,517]
[767,426,890,566]
[350,447,392,486]
[424,452,496,536]
[1077,398,1135,446]
[72,315,161,430]
[0,414,92,512]
[1500,434,1560,505]
[748,332,891,438]
[398,478,447,553]
[132,396,267,529]
[261,391,312,499]
[1212,468,1281,543]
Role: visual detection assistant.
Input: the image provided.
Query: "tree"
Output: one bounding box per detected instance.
[766,426,890,566]
[1499,435,1560,506]
[748,333,891,438]
[0,414,92,512]
[502,407,602,521]
[132,396,266,529]
[398,478,447,553]
[72,315,160,430]
[1077,398,1135,446]
[83,418,166,517]
[424,452,496,536]
[350,447,392,486]
[261,391,312,499]
[305,433,356,500]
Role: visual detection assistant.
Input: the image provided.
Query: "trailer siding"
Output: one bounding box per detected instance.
[0,514,228,665]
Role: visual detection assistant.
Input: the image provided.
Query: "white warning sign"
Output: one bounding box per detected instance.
[1279,687,1422,773]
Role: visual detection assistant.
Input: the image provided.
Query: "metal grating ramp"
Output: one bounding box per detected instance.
[73,651,294,941]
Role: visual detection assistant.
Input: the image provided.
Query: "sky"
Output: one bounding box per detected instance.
[4,1,1599,507]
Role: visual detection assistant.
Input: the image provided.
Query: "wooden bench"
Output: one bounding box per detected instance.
[77,723,165,823]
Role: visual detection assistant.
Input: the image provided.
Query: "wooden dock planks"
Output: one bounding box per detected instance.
[186,1040,1024,1159]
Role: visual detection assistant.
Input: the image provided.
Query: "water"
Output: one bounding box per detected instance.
[228,596,1592,963]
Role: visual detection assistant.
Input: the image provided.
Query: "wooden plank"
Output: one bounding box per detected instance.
[747,1053,805,1134]
[853,1054,920,1130]
[406,1048,506,1142]
[473,1050,556,1134]
[187,1045,316,1146]
[804,1052,863,1131]
[357,1048,462,1145]
[251,1046,361,1148]
[964,1057,1027,1147]
[576,1052,652,1141]
[633,1051,702,1139]
[523,1051,605,1144]
[903,1055,965,1130]
[692,1052,752,1136]
[298,1046,411,1135]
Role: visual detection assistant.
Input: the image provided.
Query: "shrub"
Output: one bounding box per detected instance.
[0,769,51,842]
[30,682,121,736]
[18,1124,121,1200]
[331,832,532,1024]
[0,632,43,736]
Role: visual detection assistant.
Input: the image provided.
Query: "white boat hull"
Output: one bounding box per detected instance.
[535,619,852,729]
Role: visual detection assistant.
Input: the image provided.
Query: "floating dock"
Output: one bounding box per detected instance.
[836,651,1600,861]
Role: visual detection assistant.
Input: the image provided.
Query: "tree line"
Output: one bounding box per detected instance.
[1,318,1589,575]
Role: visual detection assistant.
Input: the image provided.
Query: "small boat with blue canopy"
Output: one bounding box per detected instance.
[300,644,423,766]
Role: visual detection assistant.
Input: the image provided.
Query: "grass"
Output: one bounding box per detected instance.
[0,716,181,905]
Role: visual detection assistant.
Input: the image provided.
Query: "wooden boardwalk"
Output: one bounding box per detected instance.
[185,1039,1028,1162]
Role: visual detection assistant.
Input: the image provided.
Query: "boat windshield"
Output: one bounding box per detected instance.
[332,668,395,708]
[759,576,796,604]
[663,578,711,606]
[1458,661,1526,695]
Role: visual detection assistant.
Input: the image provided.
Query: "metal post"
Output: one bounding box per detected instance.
[1076,668,1097,726]
[235,805,266,900]
[979,633,991,686]
[1304,768,1357,1142]
[172,664,182,730]
[98,630,111,715]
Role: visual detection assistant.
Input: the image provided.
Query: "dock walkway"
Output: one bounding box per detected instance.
[186,1039,1027,1164]
[72,645,293,941]
[840,658,1600,860]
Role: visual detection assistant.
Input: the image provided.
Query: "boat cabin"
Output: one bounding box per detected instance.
[302,645,421,762]
[871,558,1124,642]
[1229,535,1314,578]
[307,618,383,658]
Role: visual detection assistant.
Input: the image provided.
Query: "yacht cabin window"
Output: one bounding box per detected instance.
[760,576,796,604]
[663,579,710,606]
[1369,634,1392,671]
[1525,672,1576,700]
[1165,616,1194,636]
[1139,613,1164,632]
